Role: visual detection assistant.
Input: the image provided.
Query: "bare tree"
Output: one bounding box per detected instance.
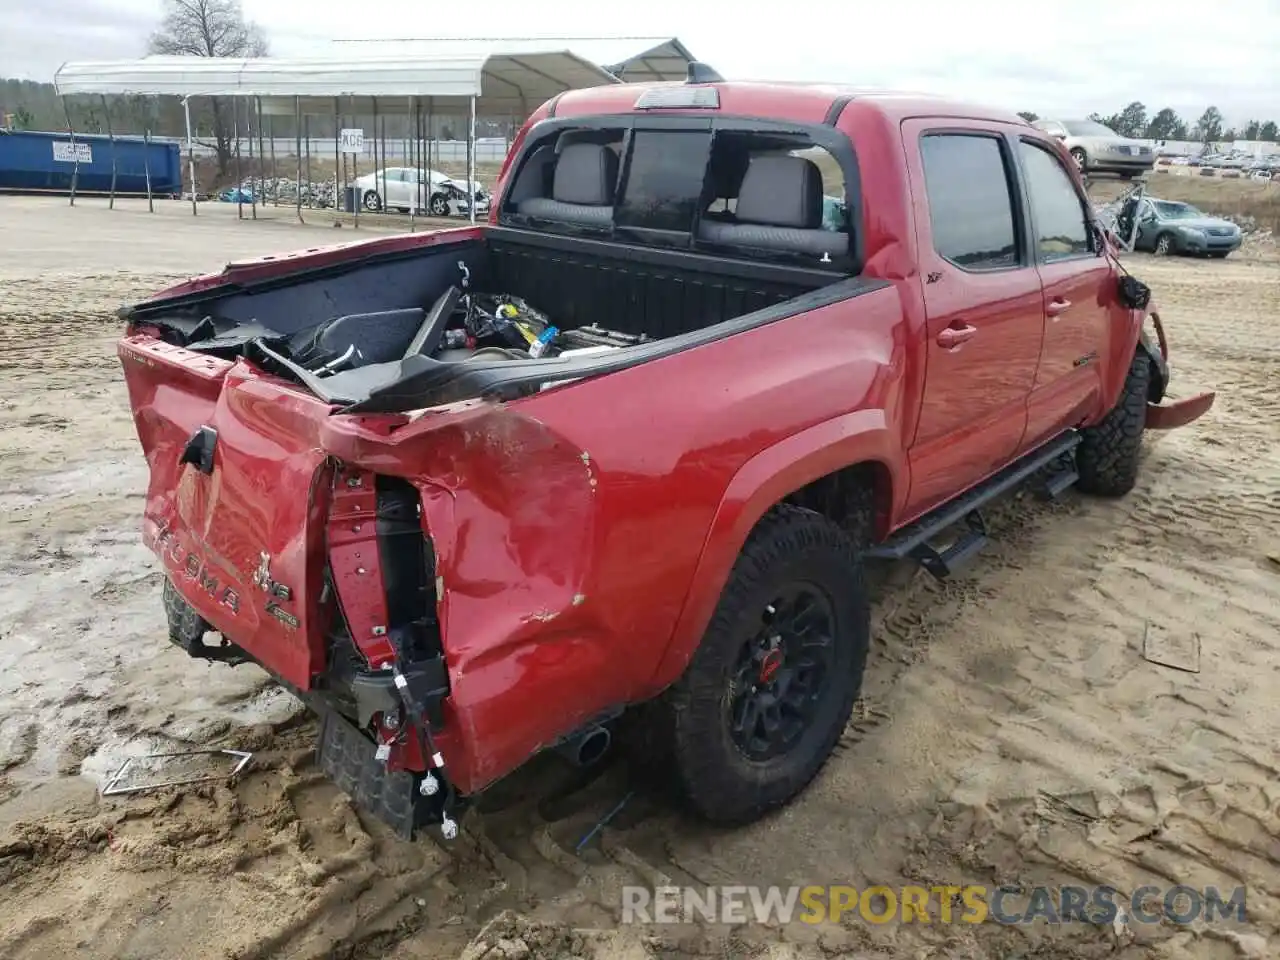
[149,0,268,175]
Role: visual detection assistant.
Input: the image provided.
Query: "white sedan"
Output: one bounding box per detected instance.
[352,166,490,217]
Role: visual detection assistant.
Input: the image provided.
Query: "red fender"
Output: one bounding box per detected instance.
[647,409,902,692]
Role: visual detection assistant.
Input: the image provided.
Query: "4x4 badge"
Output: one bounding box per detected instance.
[251,552,272,590]
[251,551,293,601]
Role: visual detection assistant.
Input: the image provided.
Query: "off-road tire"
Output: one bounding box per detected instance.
[1077,348,1151,497]
[654,504,870,825]
[163,577,210,648]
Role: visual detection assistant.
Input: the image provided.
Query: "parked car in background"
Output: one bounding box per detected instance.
[217,186,255,204]
[353,166,490,217]
[1129,198,1242,257]
[1032,119,1155,178]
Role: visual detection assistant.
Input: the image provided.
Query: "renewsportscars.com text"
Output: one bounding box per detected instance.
[621,884,1247,926]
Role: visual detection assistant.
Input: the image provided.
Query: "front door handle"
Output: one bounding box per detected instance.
[937,324,978,349]
[1046,298,1072,317]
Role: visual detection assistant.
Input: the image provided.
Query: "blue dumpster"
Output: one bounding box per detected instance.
[0,130,183,195]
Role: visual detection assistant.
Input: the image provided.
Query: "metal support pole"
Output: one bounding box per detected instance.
[333,97,340,215]
[234,99,244,219]
[381,111,389,214]
[409,96,418,232]
[351,97,359,229]
[467,95,477,224]
[246,99,257,220]
[143,125,154,213]
[417,97,426,212]
[294,96,304,224]
[304,114,312,208]
[372,97,382,216]
[183,96,197,215]
[426,96,434,216]
[102,95,118,209]
[268,109,277,206]
[62,97,80,207]
[256,97,266,211]
[380,111,388,212]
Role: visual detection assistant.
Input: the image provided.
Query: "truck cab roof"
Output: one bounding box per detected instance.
[547,78,1032,129]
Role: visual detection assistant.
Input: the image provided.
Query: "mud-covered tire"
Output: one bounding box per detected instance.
[1077,349,1151,497]
[163,577,209,648]
[654,505,870,825]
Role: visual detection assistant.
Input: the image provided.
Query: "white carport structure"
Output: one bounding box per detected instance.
[52,48,623,220]
[599,39,698,83]
[330,37,697,85]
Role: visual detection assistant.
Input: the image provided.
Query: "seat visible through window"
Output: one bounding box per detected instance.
[517,143,618,227]
[698,155,849,259]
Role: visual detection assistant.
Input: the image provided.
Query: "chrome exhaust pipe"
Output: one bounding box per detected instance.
[554,725,612,767]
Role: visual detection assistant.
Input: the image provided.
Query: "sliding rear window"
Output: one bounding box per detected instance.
[500,117,859,273]
[615,130,712,234]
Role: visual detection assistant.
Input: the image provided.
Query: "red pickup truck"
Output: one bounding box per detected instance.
[118,67,1214,840]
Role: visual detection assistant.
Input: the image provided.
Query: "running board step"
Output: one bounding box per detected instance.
[1040,467,1080,501]
[909,510,988,580]
[866,430,1081,578]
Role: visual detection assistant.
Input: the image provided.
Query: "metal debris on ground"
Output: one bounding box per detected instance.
[576,790,635,853]
[101,749,253,796]
[1141,620,1201,674]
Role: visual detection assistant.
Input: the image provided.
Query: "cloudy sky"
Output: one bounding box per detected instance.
[6,0,1277,126]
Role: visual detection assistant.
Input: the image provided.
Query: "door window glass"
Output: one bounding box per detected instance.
[920,134,1019,270]
[1018,141,1092,260]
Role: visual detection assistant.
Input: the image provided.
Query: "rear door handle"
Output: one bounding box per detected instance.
[1046,298,1072,317]
[936,324,978,349]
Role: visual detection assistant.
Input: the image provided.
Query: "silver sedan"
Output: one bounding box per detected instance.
[1032,119,1156,178]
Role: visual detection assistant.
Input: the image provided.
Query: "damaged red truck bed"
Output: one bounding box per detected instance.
[118,68,1213,839]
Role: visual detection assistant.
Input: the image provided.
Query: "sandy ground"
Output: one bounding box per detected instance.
[1,193,1278,960]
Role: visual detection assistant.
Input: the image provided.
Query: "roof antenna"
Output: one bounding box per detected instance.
[686,62,724,84]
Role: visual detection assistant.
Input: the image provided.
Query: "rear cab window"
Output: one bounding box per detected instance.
[499,117,859,274]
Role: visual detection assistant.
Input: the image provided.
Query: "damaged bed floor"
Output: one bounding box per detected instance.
[1,196,1278,960]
